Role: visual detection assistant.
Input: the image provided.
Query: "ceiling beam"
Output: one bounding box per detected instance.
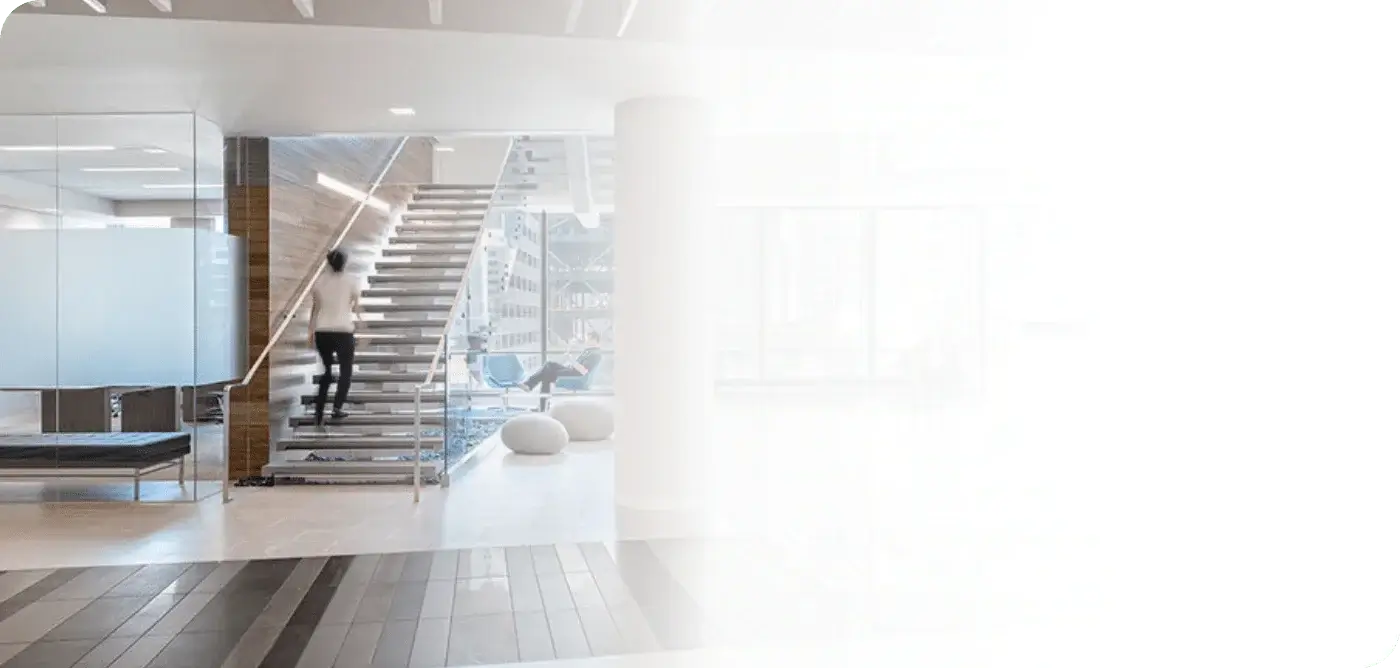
[616,0,638,37]
[148,0,173,11]
[292,0,313,19]
[79,0,107,13]
[428,0,442,25]
[564,0,585,35]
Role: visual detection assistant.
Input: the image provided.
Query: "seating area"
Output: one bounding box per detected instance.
[0,432,191,501]
[478,353,606,409]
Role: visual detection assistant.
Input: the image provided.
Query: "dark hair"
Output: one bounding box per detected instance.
[326,249,347,273]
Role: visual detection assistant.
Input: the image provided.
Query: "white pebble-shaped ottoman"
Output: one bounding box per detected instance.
[500,414,569,455]
[548,400,614,442]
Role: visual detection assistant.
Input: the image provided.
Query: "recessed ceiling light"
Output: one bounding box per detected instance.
[82,167,182,173]
[142,184,223,190]
[0,145,116,152]
[143,148,168,154]
[389,108,416,116]
[434,146,455,152]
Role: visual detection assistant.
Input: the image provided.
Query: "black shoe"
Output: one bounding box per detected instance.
[329,411,349,424]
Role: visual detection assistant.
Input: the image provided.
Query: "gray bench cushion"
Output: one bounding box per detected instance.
[0,432,191,468]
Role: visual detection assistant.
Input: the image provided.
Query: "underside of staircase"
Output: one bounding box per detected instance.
[262,183,494,484]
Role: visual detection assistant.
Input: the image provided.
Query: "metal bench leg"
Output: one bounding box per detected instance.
[133,471,141,502]
[179,457,186,487]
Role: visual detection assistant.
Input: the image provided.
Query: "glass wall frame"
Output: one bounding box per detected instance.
[0,112,233,503]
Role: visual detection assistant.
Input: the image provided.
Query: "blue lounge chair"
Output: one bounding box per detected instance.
[554,362,599,393]
[482,354,526,408]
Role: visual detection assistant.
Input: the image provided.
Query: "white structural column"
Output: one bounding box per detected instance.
[612,97,714,516]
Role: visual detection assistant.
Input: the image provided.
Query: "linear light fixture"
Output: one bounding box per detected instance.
[617,0,638,37]
[143,148,168,154]
[389,107,416,116]
[143,184,222,190]
[565,0,585,34]
[293,0,314,19]
[80,0,107,13]
[82,166,181,173]
[428,0,443,25]
[148,0,173,11]
[317,173,391,213]
[0,145,115,152]
[434,146,455,152]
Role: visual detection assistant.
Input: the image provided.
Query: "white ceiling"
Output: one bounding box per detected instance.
[0,113,224,200]
[10,0,987,54]
[0,13,989,137]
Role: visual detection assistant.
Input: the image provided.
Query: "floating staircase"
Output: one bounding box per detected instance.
[263,184,495,484]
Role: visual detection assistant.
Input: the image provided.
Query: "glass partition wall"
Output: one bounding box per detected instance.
[709,206,984,392]
[449,204,980,399]
[0,113,235,503]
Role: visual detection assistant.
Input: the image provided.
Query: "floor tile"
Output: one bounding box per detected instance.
[506,574,542,614]
[0,643,26,663]
[555,545,590,574]
[0,570,83,623]
[0,570,55,606]
[419,583,455,620]
[372,555,406,585]
[43,596,149,641]
[387,580,430,621]
[530,546,563,577]
[333,622,383,668]
[371,619,417,667]
[446,613,516,665]
[537,574,575,611]
[544,607,591,660]
[215,625,279,668]
[71,634,140,668]
[427,552,457,582]
[110,594,182,638]
[1,637,101,668]
[513,611,554,663]
[407,617,449,667]
[605,602,660,654]
[564,573,606,610]
[107,633,175,668]
[0,598,89,644]
[106,564,193,598]
[503,548,534,581]
[352,583,396,624]
[457,550,506,580]
[401,553,434,583]
[42,566,138,601]
[453,579,511,617]
[293,622,350,668]
[577,606,625,657]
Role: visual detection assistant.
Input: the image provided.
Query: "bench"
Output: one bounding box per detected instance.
[0,432,192,501]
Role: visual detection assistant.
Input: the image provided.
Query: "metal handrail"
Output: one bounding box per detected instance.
[411,138,516,501]
[221,137,410,503]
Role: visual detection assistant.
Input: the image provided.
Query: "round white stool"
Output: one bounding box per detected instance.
[500,413,569,455]
[548,400,614,442]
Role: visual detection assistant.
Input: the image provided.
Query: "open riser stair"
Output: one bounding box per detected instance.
[263,183,495,484]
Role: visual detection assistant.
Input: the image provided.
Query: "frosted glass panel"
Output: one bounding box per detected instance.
[0,229,245,388]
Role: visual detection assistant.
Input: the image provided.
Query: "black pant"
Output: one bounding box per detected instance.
[523,362,582,395]
[314,331,356,421]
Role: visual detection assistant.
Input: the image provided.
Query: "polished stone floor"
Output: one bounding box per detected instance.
[0,541,712,668]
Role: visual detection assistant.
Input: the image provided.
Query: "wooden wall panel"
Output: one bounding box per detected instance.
[225,137,271,480]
